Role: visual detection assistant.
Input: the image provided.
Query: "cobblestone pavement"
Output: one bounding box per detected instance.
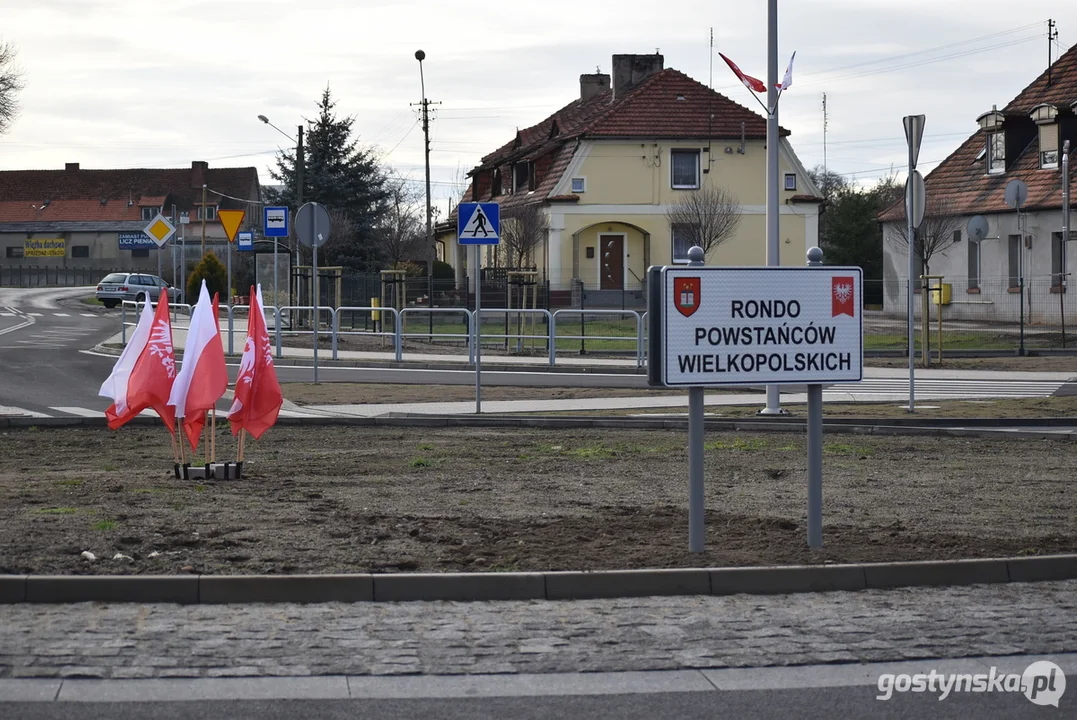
[1,581,1074,680]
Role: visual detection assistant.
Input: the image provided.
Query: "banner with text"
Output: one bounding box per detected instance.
[24,238,65,257]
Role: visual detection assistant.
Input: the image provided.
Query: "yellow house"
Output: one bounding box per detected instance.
[440,53,823,299]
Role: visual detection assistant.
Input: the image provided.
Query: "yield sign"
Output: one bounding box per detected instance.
[143,213,176,248]
[217,209,246,242]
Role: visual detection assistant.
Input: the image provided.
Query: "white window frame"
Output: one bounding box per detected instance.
[197,205,217,221]
[140,207,157,221]
[570,177,586,193]
[670,149,701,189]
[1040,124,1060,169]
[670,224,694,264]
[784,173,797,191]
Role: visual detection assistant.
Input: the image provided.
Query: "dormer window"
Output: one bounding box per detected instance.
[513,161,533,192]
[492,169,502,197]
[977,108,1006,174]
[1030,103,1060,169]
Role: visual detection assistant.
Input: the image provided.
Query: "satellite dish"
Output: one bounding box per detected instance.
[966,215,990,243]
[1004,179,1029,209]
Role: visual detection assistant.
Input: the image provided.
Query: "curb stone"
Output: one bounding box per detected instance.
[2,555,1074,605]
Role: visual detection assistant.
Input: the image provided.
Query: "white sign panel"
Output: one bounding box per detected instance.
[660,267,863,386]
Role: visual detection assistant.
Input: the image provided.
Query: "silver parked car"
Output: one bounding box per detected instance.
[95,272,177,308]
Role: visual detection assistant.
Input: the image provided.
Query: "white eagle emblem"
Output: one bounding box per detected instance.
[148,318,175,378]
[833,283,852,304]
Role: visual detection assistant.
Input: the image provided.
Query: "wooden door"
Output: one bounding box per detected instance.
[599,235,624,290]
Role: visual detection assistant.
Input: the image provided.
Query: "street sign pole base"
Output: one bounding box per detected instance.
[756,406,790,416]
[178,462,244,480]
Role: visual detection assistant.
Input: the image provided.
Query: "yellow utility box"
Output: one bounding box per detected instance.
[371,297,381,321]
[931,283,952,305]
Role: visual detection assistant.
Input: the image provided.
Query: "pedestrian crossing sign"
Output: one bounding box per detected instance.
[457,202,500,245]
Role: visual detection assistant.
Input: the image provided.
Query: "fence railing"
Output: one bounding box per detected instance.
[0,266,126,287]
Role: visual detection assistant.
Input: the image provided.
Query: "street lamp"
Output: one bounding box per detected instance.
[258,114,304,308]
[416,50,435,337]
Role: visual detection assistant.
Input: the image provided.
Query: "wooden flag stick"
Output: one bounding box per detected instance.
[169,429,179,465]
[178,418,186,465]
[238,429,245,463]
[211,408,217,463]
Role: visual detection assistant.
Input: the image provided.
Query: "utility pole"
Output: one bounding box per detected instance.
[1048,19,1058,86]
[295,124,304,304]
[761,0,784,415]
[415,50,441,338]
[201,184,207,255]
[822,93,828,239]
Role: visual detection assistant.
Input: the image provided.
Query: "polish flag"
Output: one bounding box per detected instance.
[777,51,796,90]
[100,296,177,432]
[719,53,766,93]
[168,280,228,451]
[228,285,283,439]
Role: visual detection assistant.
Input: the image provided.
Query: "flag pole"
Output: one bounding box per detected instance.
[211,409,217,463]
[178,419,186,466]
[169,429,179,465]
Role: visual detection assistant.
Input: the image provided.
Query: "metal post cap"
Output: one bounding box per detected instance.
[687,246,705,264]
[806,246,824,265]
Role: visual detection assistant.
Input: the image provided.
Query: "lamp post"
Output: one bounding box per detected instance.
[416,50,435,338]
[258,114,304,308]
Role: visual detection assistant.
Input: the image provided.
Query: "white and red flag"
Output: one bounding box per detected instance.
[228,284,283,439]
[777,51,796,90]
[100,295,177,432]
[168,280,228,451]
[719,52,766,93]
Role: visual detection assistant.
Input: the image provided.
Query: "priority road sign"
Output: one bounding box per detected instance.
[143,214,176,248]
[264,206,289,238]
[217,209,246,243]
[457,202,500,245]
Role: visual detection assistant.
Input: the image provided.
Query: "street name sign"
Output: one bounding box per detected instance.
[457,202,500,245]
[648,267,863,387]
[264,206,289,238]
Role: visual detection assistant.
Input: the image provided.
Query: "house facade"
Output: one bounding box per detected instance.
[0,161,261,284]
[439,53,823,299]
[879,43,1076,323]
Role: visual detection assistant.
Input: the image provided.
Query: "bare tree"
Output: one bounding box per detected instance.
[375,177,425,269]
[501,203,548,269]
[0,40,25,134]
[886,195,964,277]
[665,186,742,255]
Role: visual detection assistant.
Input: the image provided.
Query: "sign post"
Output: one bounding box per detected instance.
[143,214,177,286]
[264,206,290,313]
[457,202,501,413]
[295,202,331,384]
[217,209,246,355]
[648,255,863,550]
[903,114,926,412]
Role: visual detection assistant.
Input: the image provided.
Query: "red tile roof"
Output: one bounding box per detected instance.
[879,42,1077,222]
[0,164,259,224]
[460,67,787,214]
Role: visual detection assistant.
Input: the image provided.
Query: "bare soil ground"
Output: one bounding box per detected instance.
[1,425,1074,576]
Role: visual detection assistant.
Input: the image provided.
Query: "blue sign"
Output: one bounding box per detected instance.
[457,202,500,245]
[237,231,254,252]
[264,206,289,238]
[118,232,156,250]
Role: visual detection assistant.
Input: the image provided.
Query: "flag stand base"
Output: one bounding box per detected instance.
[177,462,244,480]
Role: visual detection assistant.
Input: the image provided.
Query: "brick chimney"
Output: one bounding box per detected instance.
[190,160,208,188]
[579,73,610,102]
[612,53,664,100]
[65,162,79,172]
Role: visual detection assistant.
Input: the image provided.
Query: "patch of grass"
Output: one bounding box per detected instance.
[564,444,616,459]
[55,479,84,488]
[101,464,120,472]
[705,438,768,452]
[417,442,435,452]
[824,443,874,456]
[194,484,206,492]
[81,296,104,306]
[27,426,38,433]
[92,520,117,531]
[35,507,77,515]
[409,457,439,468]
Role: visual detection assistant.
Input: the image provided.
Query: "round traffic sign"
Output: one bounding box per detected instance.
[295,202,332,248]
[905,170,926,230]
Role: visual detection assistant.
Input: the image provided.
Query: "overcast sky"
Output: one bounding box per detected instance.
[0,0,1074,216]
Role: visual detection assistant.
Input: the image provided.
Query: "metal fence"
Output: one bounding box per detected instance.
[0,266,124,287]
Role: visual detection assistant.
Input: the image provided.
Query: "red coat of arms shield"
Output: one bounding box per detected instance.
[674,277,701,317]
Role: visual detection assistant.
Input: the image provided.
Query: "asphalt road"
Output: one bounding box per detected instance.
[0,687,1052,719]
